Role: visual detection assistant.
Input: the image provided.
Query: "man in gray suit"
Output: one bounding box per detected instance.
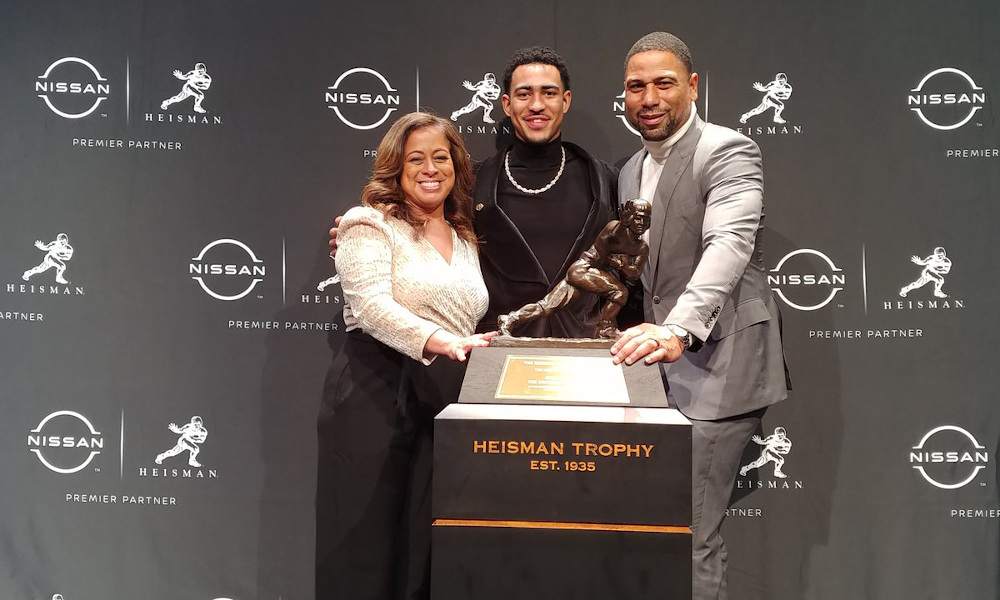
[610,32,790,600]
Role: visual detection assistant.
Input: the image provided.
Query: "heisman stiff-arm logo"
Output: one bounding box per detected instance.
[23,233,74,284]
[740,73,793,124]
[155,416,209,467]
[740,427,792,479]
[161,62,213,114]
[318,274,340,291]
[450,73,501,124]
[899,246,952,299]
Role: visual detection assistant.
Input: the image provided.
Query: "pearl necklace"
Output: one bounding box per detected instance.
[504,146,566,195]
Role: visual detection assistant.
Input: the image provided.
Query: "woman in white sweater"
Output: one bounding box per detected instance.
[316,112,492,600]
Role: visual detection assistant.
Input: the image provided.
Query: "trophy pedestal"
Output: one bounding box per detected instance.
[432,342,691,599]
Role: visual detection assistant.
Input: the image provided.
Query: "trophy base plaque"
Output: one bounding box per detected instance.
[459,342,669,408]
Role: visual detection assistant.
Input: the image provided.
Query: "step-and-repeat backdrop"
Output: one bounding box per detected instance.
[2,1,998,599]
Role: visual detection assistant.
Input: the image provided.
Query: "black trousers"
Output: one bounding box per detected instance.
[316,331,466,600]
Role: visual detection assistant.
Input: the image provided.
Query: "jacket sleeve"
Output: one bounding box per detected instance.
[663,132,763,341]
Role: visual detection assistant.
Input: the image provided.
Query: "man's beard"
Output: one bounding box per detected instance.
[631,113,682,142]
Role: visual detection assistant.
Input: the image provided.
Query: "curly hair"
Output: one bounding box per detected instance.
[502,46,571,94]
[361,112,477,245]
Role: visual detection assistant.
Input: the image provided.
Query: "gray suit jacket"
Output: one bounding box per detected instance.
[619,114,789,420]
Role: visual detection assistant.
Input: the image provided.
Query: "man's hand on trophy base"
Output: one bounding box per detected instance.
[611,323,684,365]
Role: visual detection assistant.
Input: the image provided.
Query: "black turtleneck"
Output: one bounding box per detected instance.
[496,136,592,283]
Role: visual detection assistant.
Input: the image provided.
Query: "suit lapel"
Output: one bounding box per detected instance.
[646,116,704,279]
[620,152,642,204]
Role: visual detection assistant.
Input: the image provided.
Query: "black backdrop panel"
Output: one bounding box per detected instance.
[1,1,998,599]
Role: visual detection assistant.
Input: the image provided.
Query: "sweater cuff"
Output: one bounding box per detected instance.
[417,325,443,366]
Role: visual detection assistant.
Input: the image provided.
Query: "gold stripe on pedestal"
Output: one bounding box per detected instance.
[433,519,690,534]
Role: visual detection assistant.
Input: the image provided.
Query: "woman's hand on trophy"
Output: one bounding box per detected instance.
[425,329,498,362]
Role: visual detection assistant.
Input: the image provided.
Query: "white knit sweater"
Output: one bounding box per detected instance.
[335,206,489,363]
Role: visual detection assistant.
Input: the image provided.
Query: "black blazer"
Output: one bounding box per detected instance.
[472,141,619,337]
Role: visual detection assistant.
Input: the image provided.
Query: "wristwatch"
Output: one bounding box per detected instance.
[666,324,693,351]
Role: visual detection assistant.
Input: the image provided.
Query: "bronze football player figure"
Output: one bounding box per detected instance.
[498,198,651,339]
